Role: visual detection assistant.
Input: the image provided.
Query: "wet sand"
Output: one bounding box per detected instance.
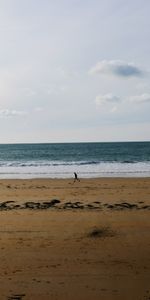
[0,178,150,300]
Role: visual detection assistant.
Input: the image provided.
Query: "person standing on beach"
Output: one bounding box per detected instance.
[74,172,80,182]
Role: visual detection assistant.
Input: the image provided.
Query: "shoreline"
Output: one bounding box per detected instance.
[0,172,150,179]
[0,176,150,180]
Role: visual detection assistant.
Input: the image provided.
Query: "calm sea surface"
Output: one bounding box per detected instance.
[0,142,150,178]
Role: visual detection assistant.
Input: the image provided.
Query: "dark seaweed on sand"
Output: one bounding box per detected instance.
[88,227,115,238]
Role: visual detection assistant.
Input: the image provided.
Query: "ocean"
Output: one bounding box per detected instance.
[0,142,150,178]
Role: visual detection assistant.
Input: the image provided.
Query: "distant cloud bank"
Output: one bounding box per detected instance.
[89,60,143,77]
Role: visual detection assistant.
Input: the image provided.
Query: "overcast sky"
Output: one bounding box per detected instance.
[0,0,150,143]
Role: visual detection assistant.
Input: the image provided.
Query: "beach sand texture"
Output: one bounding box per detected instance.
[0,178,150,300]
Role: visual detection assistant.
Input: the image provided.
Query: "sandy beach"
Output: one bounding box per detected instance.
[0,177,150,300]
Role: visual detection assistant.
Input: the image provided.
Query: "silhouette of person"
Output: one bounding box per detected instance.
[74,172,80,182]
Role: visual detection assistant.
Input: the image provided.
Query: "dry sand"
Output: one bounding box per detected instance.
[0,178,150,300]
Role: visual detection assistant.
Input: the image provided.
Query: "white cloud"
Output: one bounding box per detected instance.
[0,109,27,117]
[110,106,118,113]
[128,93,150,103]
[95,93,120,106]
[95,92,150,107]
[89,60,143,78]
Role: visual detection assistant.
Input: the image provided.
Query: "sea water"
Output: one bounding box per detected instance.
[0,142,150,178]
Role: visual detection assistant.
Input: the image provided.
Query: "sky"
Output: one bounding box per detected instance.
[0,0,150,143]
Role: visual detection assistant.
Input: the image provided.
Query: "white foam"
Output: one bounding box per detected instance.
[0,161,150,178]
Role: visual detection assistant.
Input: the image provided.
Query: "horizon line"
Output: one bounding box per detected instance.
[0,140,149,145]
